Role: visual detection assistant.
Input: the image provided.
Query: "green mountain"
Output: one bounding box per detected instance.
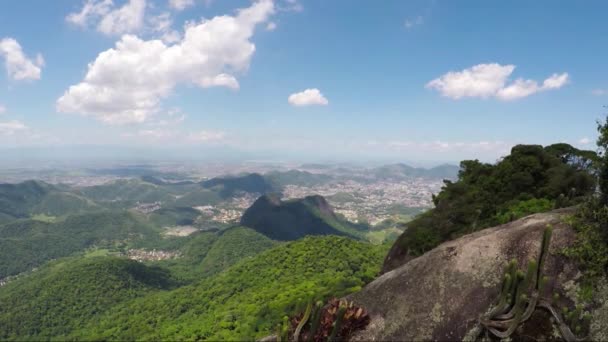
[0,256,173,341]
[78,179,176,205]
[152,226,277,282]
[370,163,460,181]
[69,236,386,341]
[0,211,160,278]
[264,169,333,187]
[201,173,276,198]
[148,206,201,227]
[240,194,364,240]
[0,180,99,223]
[383,143,598,272]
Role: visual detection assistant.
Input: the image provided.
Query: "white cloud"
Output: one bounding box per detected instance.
[592,89,608,96]
[199,73,240,90]
[579,137,591,145]
[281,0,302,12]
[0,120,28,135]
[169,0,194,11]
[542,73,569,89]
[67,0,146,36]
[404,15,423,29]
[57,0,275,125]
[98,0,146,35]
[288,88,329,106]
[266,21,277,31]
[426,63,569,100]
[148,12,181,43]
[66,0,113,27]
[0,38,44,81]
[0,105,5,114]
[188,130,226,142]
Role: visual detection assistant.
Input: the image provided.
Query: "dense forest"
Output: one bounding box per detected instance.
[384,143,598,271]
[0,236,387,340]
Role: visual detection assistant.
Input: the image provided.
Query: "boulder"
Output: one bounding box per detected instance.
[347,209,589,341]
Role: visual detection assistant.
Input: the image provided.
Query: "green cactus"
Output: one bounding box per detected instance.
[536,225,552,291]
[294,301,313,342]
[328,306,346,342]
[281,316,290,342]
[525,259,538,291]
[488,273,512,317]
[307,301,324,342]
[276,323,282,342]
[480,226,580,340]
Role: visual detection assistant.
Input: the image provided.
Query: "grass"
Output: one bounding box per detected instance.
[84,249,113,258]
[366,227,403,244]
[30,213,57,223]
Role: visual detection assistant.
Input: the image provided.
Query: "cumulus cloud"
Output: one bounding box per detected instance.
[148,12,181,43]
[404,15,423,29]
[0,120,28,135]
[0,38,44,81]
[578,137,591,145]
[66,0,146,36]
[66,0,113,27]
[169,0,194,11]
[266,21,277,31]
[57,0,275,125]
[288,88,329,106]
[426,63,568,100]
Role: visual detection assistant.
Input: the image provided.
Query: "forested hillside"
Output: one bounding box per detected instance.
[384,143,598,272]
[240,194,366,240]
[0,211,160,278]
[0,257,174,340]
[0,236,386,341]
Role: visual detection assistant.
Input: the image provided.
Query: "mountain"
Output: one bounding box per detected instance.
[264,169,333,187]
[198,226,277,276]
[346,209,606,341]
[370,163,459,181]
[201,173,276,198]
[78,179,176,205]
[152,226,277,282]
[240,194,363,240]
[426,163,462,179]
[0,257,174,341]
[0,180,99,223]
[68,236,386,341]
[0,210,160,278]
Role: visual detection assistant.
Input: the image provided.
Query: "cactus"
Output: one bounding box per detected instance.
[276,323,282,342]
[306,301,324,342]
[281,316,289,342]
[495,270,525,320]
[525,259,538,291]
[536,225,552,291]
[488,273,512,317]
[294,301,313,342]
[328,305,346,342]
[480,226,581,340]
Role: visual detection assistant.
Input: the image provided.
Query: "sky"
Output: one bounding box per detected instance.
[0,0,607,164]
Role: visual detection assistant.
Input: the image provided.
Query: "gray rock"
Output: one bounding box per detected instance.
[348,210,584,341]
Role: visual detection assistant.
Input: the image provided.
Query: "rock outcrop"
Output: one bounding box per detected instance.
[240,194,355,241]
[347,209,607,341]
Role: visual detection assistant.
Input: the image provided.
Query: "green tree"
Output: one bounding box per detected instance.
[597,115,608,205]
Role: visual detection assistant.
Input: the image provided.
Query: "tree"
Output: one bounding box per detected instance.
[597,115,608,205]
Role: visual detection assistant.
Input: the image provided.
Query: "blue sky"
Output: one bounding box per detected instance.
[0,0,607,163]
